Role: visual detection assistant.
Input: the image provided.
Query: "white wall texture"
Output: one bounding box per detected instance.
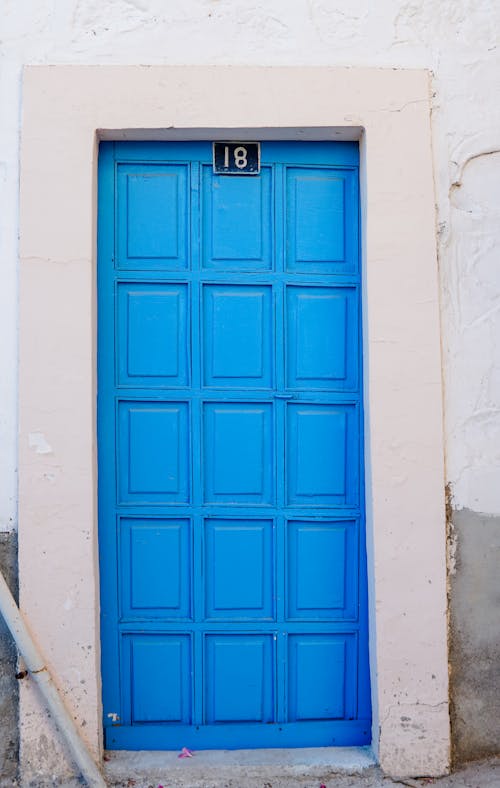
[1,0,499,533]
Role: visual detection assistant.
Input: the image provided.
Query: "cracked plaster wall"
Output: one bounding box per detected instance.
[1,0,499,770]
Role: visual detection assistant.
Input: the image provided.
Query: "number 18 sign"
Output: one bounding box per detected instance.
[213,142,260,175]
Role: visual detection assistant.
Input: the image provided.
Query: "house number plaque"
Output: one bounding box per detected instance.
[213,142,260,175]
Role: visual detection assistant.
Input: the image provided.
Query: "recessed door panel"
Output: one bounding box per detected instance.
[202,165,273,270]
[118,401,190,504]
[122,634,192,724]
[286,403,359,507]
[204,634,275,723]
[203,284,273,388]
[286,285,358,391]
[288,634,357,721]
[286,519,358,620]
[203,402,274,505]
[117,164,189,270]
[286,166,358,274]
[119,517,192,620]
[204,518,274,620]
[117,283,190,387]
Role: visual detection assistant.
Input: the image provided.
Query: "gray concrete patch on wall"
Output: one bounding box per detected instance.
[0,531,19,783]
[449,508,500,763]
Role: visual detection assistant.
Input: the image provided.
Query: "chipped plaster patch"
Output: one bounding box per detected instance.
[28,432,52,455]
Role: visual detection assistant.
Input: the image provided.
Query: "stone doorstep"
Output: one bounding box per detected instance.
[103,746,377,787]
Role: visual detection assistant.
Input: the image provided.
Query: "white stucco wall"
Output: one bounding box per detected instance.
[2,0,499,532]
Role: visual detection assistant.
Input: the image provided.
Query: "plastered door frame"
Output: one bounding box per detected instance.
[19,66,449,780]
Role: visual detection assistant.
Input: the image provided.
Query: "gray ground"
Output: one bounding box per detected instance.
[102,758,500,788]
[12,756,498,788]
[101,748,500,788]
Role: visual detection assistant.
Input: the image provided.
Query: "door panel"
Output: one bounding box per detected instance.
[286,518,358,620]
[119,517,192,619]
[117,282,190,387]
[123,634,192,723]
[286,285,358,391]
[205,635,275,723]
[286,403,359,507]
[202,164,273,269]
[204,518,274,620]
[117,163,190,270]
[117,401,190,504]
[98,141,370,750]
[285,166,358,273]
[203,284,273,388]
[203,402,274,504]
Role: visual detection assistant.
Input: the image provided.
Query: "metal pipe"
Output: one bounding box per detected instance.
[0,569,106,788]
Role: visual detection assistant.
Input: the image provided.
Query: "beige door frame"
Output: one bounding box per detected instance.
[19,65,449,780]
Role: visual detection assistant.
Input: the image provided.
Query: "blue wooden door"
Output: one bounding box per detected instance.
[98,141,370,749]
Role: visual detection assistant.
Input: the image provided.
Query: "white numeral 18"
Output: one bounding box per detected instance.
[224,145,248,169]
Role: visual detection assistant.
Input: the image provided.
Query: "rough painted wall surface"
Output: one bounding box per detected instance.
[1,0,499,768]
[0,534,19,783]
[449,510,500,763]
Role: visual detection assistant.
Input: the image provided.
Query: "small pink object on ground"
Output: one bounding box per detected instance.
[178,746,194,758]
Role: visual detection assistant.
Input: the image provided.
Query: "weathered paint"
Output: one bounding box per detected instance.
[449,509,500,763]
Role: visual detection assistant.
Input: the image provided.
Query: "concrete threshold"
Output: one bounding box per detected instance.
[104,746,376,787]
